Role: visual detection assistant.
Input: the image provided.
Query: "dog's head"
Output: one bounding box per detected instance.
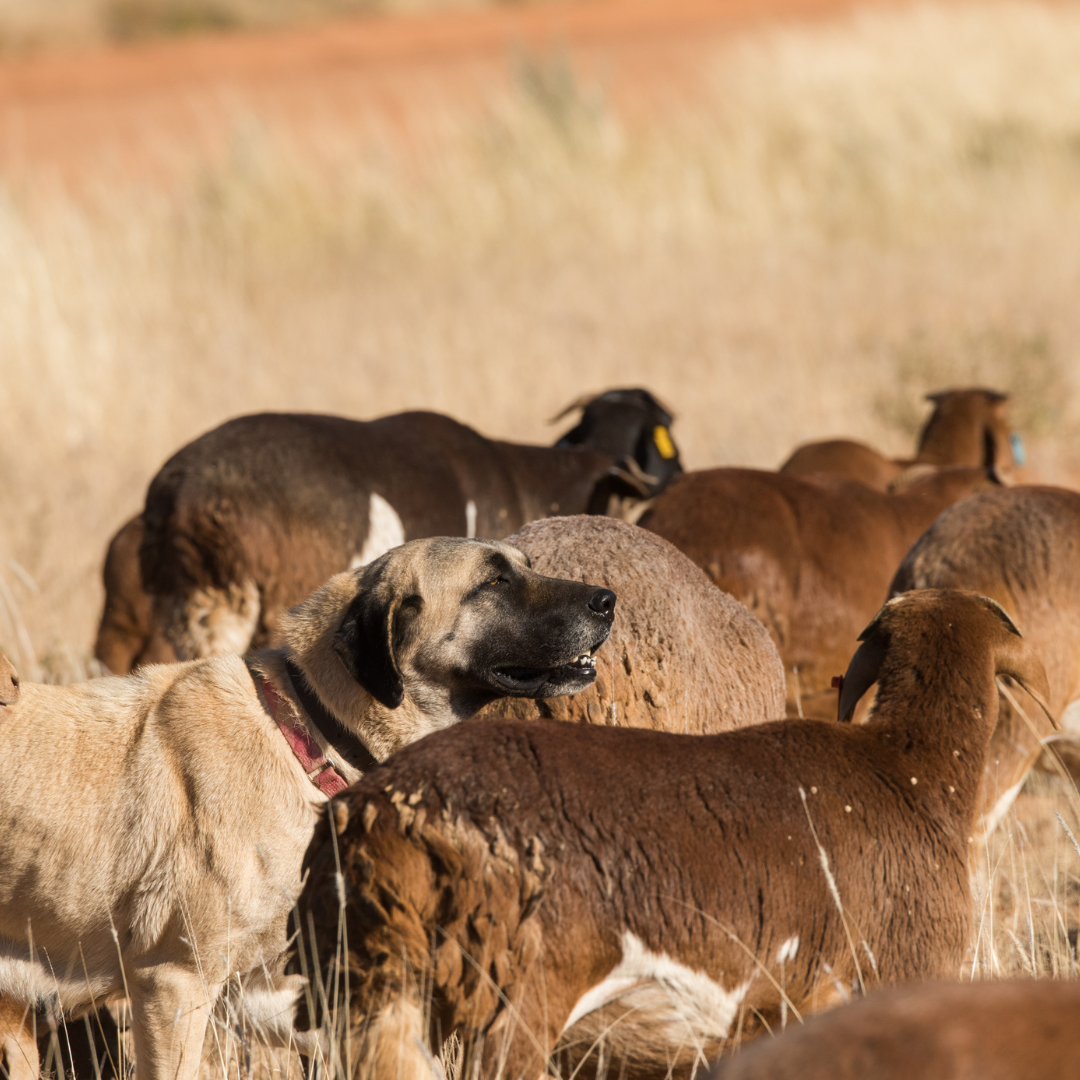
[278,538,615,752]
[0,651,19,708]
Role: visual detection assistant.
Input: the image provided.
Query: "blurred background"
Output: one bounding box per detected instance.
[2,0,1080,674]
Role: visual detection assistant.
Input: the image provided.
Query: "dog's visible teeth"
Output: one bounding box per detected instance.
[570,653,597,669]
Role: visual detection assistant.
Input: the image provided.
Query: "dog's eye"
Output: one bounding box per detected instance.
[485,576,509,587]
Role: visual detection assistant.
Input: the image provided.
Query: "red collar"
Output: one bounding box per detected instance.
[255,671,349,798]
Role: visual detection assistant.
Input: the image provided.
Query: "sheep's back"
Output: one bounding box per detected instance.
[478,515,784,733]
[891,485,1080,717]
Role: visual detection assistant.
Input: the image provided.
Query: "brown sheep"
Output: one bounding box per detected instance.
[94,515,178,675]
[476,516,785,732]
[297,590,1049,1080]
[890,485,1080,820]
[708,978,1080,1080]
[780,388,1021,490]
[95,391,681,673]
[638,465,998,719]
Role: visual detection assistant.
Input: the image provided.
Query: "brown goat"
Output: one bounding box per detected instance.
[891,485,1080,819]
[476,516,785,732]
[96,392,680,673]
[0,651,17,708]
[297,590,1049,1080]
[780,388,1020,490]
[709,978,1080,1080]
[638,465,997,719]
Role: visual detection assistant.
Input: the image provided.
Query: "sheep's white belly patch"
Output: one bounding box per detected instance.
[561,931,752,1041]
[350,494,406,569]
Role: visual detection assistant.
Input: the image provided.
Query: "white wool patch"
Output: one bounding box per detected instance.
[350,494,406,570]
[776,935,800,965]
[561,931,752,1042]
[466,499,477,540]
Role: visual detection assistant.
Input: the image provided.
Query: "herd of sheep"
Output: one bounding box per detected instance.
[1,385,1078,1080]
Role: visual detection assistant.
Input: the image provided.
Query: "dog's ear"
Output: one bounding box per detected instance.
[333,562,405,709]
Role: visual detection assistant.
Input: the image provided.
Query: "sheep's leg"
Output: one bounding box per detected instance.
[474,995,561,1080]
[0,995,38,1080]
[128,966,216,1080]
[353,992,437,1080]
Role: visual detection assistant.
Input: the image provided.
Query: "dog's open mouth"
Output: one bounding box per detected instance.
[493,649,598,694]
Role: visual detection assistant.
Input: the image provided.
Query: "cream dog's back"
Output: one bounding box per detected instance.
[0,657,321,1016]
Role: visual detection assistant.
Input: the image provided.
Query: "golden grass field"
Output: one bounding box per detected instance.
[4,0,1080,680]
[4,0,1080,1070]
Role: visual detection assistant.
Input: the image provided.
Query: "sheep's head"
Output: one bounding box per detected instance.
[553,387,683,497]
[838,589,1053,726]
[918,388,1020,476]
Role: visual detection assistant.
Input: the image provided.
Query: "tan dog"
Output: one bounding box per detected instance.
[0,538,615,1080]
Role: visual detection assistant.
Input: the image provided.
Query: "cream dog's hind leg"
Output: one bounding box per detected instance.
[128,966,218,1080]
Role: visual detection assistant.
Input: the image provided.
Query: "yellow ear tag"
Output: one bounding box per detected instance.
[653,425,676,460]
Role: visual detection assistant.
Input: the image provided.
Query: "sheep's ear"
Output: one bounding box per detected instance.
[548,392,595,425]
[837,606,892,722]
[333,566,405,709]
[978,594,1022,637]
[982,595,1059,730]
[640,389,677,424]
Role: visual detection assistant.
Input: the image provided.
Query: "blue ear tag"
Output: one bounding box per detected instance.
[1010,431,1026,467]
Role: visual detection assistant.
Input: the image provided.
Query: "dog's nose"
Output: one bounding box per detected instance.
[588,588,617,619]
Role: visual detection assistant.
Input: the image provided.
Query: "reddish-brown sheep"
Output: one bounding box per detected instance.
[709,978,1080,1080]
[298,590,1048,1080]
[891,485,1080,823]
[638,465,997,718]
[780,388,1021,490]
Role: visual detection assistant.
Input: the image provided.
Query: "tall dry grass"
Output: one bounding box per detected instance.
[4,0,1080,676]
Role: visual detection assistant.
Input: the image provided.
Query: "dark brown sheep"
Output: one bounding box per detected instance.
[891,485,1080,819]
[298,590,1048,1080]
[780,388,1021,490]
[708,978,1080,1080]
[94,515,178,674]
[638,465,998,719]
[476,516,785,732]
[93,391,681,672]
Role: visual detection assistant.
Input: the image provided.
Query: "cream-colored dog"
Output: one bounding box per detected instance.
[0,537,616,1080]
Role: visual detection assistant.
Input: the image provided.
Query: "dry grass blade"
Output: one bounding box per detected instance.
[798,786,866,994]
